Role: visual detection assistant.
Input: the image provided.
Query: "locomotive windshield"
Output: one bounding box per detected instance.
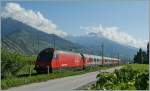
[37,48,54,62]
[39,53,51,61]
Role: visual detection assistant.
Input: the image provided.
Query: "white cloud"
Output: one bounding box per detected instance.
[81,24,148,49]
[1,3,68,37]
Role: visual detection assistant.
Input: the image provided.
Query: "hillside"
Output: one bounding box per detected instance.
[67,35,138,58]
[1,18,87,55]
[1,17,137,58]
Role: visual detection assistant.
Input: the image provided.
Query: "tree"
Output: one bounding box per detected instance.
[134,48,146,64]
[146,43,149,64]
[142,51,147,64]
[134,54,138,63]
[134,42,149,64]
[134,48,141,63]
[139,48,143,64]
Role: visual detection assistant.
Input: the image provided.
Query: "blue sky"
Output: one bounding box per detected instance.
[1,0,149,40]
[1,0,149,48]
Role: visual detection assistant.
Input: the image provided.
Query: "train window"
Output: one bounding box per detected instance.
[97,59,99,61]
[94,58,96,62]
[38,50,53,62]
[39,53,51,61]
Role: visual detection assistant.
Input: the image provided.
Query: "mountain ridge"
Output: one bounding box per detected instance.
[66,35,138,58]
[1,17,88,55]
[1,17,137,59]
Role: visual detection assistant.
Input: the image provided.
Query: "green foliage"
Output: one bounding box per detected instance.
[134,42,149,64]
[134,71,149,90]
[147,42,149,63]
[114,65,138,83]
[1,49,24,78]
[91,64,149,90]
[1,49,36,78]
[94,72,115,90]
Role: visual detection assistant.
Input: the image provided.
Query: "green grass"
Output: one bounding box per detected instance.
[1,65,115,89]
[125,64,149,72]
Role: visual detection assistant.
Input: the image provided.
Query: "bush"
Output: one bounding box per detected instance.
[1,49,37,78]
[1,49,24,78]
[134,71,149,90]
[92,64,149,90]
[94,72,115,90]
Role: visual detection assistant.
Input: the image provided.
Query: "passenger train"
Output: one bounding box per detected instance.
[34,48,121,73]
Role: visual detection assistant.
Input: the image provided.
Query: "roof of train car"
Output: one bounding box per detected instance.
[83,54,102,59]
[83,53,120,60]
[54,50,81,56]
[53,49,120,60]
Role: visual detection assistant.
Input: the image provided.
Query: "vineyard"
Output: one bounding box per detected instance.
[90,64,149,90]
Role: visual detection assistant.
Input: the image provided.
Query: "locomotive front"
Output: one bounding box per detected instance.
[34,48,54,73]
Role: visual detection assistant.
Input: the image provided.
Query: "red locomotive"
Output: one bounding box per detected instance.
[34,48,121,73]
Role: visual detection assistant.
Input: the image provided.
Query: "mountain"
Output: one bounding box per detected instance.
[66,35,138,58]
[1,18,88,55]
[1,17,137,59]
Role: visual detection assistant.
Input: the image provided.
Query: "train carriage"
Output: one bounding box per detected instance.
[34,48,121,73]
[54,50,84,69]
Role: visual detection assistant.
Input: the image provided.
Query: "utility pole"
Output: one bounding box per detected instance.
[117,52,120,65]
[101,43,104,66]
[32,32,34,55]
[37,30,39,53]
[89,48,92,69]
[99,45,101,73]
[117,52,119,59]
[111,47,114,66]
[53,34,55,49]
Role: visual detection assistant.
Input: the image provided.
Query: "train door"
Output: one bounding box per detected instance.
[80,53,85,70]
